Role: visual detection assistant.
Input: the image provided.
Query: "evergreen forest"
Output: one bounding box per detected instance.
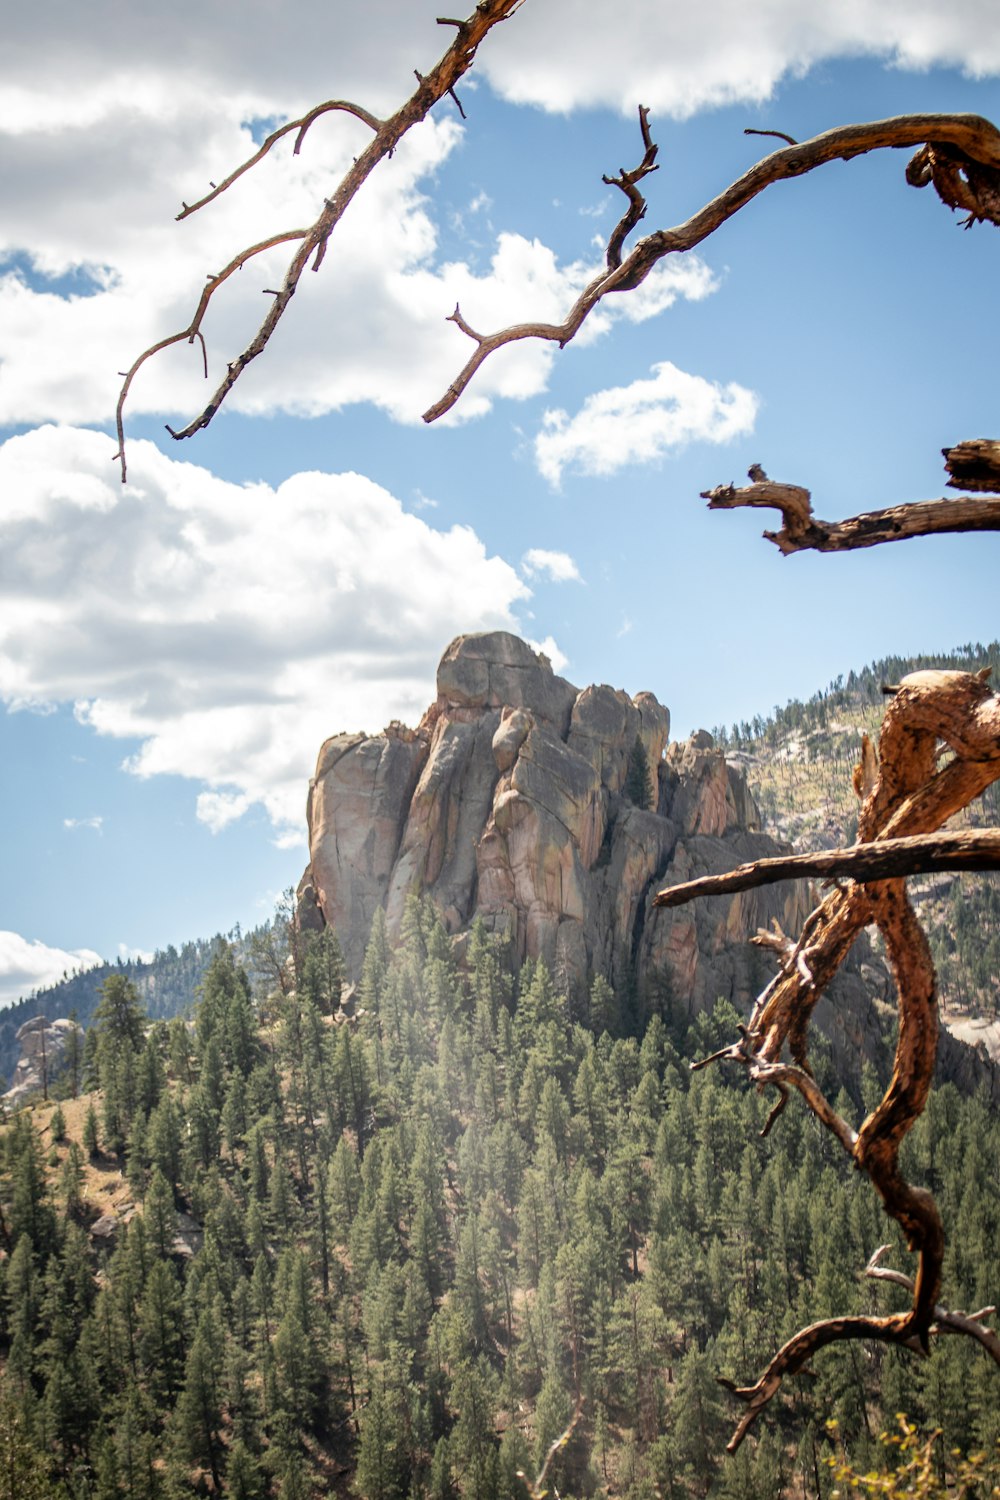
[1,898,998,1499]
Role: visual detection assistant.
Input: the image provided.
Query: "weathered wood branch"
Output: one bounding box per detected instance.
[943,438,1000,493]
[424,112,1000,422]
[654,828,1000,907]
[865,1246,1000,1362]
[115,0,524,481]
[701,464,1000,554]
[603,104,659,272]
[672,669,1000,1449]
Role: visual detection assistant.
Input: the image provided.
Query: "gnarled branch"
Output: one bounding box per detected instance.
[701,461,1000,554]
[115,0,524,481]
[424,111,1000,422]
[669,668,1000,1449]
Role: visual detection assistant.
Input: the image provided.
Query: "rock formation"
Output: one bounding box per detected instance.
[4,1015,82,1106]
[299,632,811,1019]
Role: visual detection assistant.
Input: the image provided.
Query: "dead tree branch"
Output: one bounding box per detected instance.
[176,100,384,222]
[423,111,1000,422]
[667,668,1000,1449]
[654,828,1000,907]
[943,438,1000,493]
[701,461,1000,554]
[114,0,524,482]
[603,104,659,271]
[865,1246,1000,1360]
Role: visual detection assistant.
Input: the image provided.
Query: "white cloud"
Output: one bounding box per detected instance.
[526,636,570,677]
[535,360,759,487]
[6,3,1000,132]
[480,1,1000,116]
[63,816,103,833]
[0,931,103,1009]
[0,425,540,839]
[0,87,717,435]
[521,549,583,583]
[118,942,154,964]
[195,791,252,835]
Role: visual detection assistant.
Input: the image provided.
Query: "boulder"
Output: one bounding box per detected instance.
[4,1016,83,1106]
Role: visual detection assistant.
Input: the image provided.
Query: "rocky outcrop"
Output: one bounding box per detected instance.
[4,1016,82,1106]
[300,632,809,1016]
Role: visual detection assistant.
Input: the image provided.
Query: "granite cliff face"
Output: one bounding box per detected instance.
[298,632,811,1017]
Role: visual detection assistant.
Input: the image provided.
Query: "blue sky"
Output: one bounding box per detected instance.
[1,1,999,1004]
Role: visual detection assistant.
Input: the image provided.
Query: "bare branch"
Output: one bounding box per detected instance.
[116,0,524,481]
[518,1392,584,1499]
[602,104,659,272]
[654,828,1000,909]
[865,1246,1000,1362]
[176,100,383,222]
[701,465,1000,554]
[114,228,309,481]
[424,112,1000,422]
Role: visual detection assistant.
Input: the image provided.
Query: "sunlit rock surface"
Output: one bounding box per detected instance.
[300,631,809,1016]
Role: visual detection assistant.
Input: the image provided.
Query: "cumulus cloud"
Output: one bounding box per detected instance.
[526,636,570,677]
[481,1,1000,116]
[0,931,103,1008]
[5,3,999,128]
[0,426,539,838]
[63,816,103,833]
[18,0,968,437]
[0,87,718,434]
[535,360,758,487]
[521,549,583,583]
[118,943,154,964]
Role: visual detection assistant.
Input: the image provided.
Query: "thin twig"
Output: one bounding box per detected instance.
[177,100,383,222]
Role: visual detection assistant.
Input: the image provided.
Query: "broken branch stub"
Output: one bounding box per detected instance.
[663,668,1000,1449]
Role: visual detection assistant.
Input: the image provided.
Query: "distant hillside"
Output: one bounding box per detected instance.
[713,641,1000,1029]
[0,932,236,1089]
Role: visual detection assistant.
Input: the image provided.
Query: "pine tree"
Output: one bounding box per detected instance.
[92,973,147,1153]
[624,734,654,809]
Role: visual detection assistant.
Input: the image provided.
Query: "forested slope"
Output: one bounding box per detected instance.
[0,939,224,1091]
[1,905,996,1498]
[714,642,1000,1031]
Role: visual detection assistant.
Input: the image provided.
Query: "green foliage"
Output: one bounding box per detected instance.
[625,734,654,809]
[826,1416,1000,1497]
[0,899,995,1500]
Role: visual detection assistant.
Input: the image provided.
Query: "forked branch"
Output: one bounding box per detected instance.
[114,0,524,481]
[669,668,1000,1449]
